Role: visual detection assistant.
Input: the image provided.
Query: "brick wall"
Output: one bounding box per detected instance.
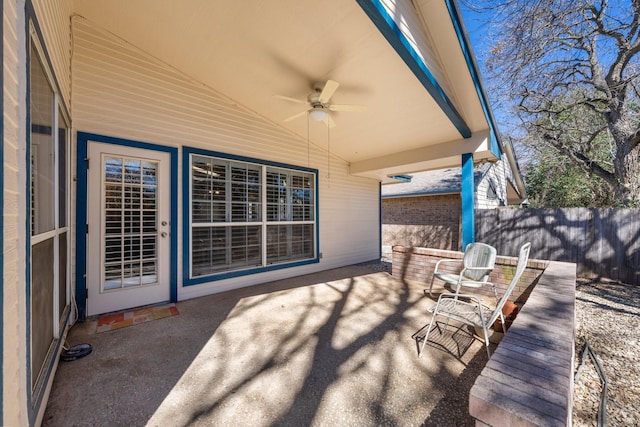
[382,195,461,251]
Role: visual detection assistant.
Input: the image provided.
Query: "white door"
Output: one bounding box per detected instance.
[87,142,171,316]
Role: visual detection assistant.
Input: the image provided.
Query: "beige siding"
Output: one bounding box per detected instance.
[4,0,29,425]
[71,17,380,300]
[380,0,453,104]
[31,0,72,105]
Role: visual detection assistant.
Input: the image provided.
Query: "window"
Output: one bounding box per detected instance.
[187,150,317,280]
[29,39,70,394]
[486,178,498,200]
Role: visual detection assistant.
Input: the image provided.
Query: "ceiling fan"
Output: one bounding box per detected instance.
[275,80,366,127]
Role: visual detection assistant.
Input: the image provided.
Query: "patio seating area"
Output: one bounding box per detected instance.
[43,263,490,426]
[394,245,576,426]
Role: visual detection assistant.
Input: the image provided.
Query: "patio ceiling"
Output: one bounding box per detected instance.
[72,0,497,183]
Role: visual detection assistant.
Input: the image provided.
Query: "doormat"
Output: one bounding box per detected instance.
[96,303,179,333]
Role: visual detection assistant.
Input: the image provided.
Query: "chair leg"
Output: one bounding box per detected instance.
[419,310,439,358]
[482,325,491,359]
[427,274,437,297]
[491,284,500,303]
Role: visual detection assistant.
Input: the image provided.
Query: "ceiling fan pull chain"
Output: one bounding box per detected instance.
[307,114,310,168]
[327,122,331,186]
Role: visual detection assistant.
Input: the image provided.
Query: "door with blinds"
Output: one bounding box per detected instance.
[86,142,171,315]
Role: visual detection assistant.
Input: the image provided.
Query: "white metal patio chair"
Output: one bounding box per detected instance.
[427,242,497,298]
[419,242,531,359]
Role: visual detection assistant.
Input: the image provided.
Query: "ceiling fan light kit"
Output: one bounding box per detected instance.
[276,79,366,127]
[309,106,328,122]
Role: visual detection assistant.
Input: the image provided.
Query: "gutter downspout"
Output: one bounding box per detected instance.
[503,137,527,203]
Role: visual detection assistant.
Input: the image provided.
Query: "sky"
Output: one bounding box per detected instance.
[458,2,529,160]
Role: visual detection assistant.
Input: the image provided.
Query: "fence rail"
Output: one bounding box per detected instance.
[476,208,640,285]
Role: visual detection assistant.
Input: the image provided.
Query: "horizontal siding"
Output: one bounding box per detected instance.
[4,0,29,425]
[477,160,509,209]
[32,0,72,105]
[72,17,308,164]
[380,0,453,103]
[71,17,380,299]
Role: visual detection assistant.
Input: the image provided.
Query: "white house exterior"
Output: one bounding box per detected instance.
[2,1,505,424]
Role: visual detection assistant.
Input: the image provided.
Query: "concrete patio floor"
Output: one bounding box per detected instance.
[43,263,489,427]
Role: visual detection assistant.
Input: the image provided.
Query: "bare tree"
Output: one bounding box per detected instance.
[470,0,640,206]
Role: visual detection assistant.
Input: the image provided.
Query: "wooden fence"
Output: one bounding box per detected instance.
[476,208,640,285]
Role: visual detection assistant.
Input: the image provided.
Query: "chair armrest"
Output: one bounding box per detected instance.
[438,292,491,310]
[433,258,464,273]
[457,269,494,285]
[462,266,495,272]
[459,266,494,284]
[433,292,493,323]
[439,291,480,300]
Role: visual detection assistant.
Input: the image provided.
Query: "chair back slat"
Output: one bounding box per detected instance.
[463,243,497,281]
[487,242,531,327]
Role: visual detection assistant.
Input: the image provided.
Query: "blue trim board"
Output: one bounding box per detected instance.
[461,153,475,248]
[315,171,320,262]
[25,3,34,420]
[75,132,179,320]
[445,0,502,159]
[182,146,320,287]
[170,148,178,303]
[75,136,88,320]
[356,0,471,138]
[185,145,317,174]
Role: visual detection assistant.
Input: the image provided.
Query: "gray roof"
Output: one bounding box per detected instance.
[381,164,491,198]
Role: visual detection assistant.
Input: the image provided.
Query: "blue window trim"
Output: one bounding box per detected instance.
[356,0,471,138]
[445,0,502,159]
[461,153,475,249]
[75,132,179,321]
[183,146,320,286]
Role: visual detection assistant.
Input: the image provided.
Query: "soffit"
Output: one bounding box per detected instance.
[72,0,493,179]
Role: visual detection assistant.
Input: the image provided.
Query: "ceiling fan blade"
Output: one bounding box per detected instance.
[329,104,367,112]
[283,109,310,122]
[324,115,336,128]
[318,80,340,103]
[275,95,308,105]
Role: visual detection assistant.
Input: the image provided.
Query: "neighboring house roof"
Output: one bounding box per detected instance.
[381,138,528,204]
[381,164,491,198]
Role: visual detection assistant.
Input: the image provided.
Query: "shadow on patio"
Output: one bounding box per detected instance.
[43,263,487,427]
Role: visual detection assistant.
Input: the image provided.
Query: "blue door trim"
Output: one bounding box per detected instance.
[356,0,472,138]
[461,153,475,248]
[75,132,179,321]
